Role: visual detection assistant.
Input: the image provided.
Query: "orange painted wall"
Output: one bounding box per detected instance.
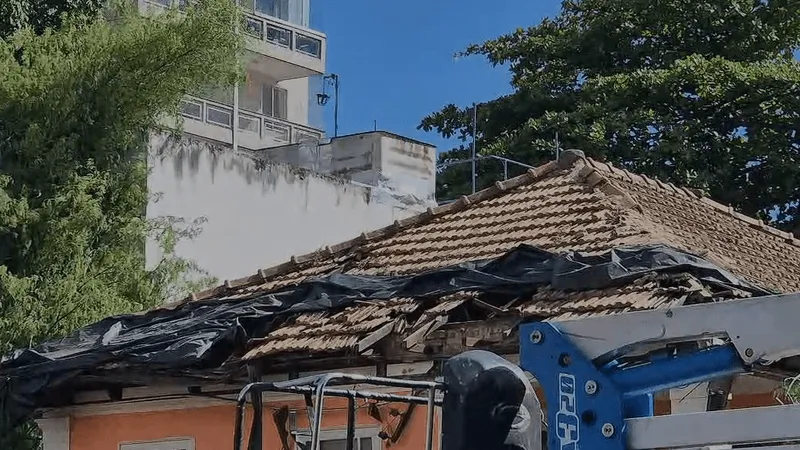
[71,395,439,450]
[72,405,241,450]
[69,389,780,450]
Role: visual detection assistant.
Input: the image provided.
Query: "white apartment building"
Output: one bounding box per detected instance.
[140,0,327,149]
[139,0,439,285]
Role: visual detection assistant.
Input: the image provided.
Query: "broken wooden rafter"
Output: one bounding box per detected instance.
[470,298,510,315]
[357,321,396,353]
[403,315,448,351]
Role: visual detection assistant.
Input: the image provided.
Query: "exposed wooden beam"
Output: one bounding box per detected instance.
[358,321,395,353]
[470,298,509,315]
[403,316,447,349]
[423,317,520,355]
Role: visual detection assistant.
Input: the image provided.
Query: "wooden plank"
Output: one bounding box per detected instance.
[386,361,434,377]
[357,321,395,353]
[471,298,508,315]
[403,315,447,348]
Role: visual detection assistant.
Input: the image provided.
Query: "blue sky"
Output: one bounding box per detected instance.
[311,0,562,153]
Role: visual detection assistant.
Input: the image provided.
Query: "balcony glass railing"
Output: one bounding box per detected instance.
[242,11,323,59]
[179,96,324,145]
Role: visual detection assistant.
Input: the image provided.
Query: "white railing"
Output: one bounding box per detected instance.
[179,96,324,145]
[242,11,323,59]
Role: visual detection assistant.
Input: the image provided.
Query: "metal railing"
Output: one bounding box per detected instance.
[179,95,324,145]
[242,11,323,59]
[437,154,535,179]
[436,155,536,204]
[233,373,444,450]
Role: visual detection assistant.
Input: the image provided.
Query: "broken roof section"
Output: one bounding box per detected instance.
[175,149,800,363]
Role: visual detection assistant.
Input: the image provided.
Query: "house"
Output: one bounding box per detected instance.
[7,150,799,450]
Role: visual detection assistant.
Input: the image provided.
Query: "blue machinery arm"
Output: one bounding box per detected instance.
[521,292,800,450]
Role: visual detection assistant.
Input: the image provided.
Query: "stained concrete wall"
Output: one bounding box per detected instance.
[146,133,433,283]
[264,131,438,205]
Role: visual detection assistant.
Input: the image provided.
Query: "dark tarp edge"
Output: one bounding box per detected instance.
[0,243,775,432]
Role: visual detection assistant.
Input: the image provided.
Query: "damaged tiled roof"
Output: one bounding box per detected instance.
[178,150,800,363]
[238,272,751,361]
[242,299,419,360]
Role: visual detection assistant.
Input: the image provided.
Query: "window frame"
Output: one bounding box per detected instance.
[294,33,322,58]
[119,437,195,450]
[206,103,233,128]
[179,99,204,121]
[294,427,382,450]
[254,0,290,21]
[262,84,289,120]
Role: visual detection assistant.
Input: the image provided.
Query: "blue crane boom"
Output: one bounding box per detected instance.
[521,292,800,450]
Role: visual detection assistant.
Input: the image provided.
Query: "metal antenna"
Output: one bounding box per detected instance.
[555,132,560,160]
[471,102,478,194]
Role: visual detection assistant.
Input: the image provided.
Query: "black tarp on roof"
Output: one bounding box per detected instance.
[0,243,773,433]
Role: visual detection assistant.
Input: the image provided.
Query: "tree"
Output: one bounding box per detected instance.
[0,0,104,39]
[0,0,243,447]
[421,0,800,230]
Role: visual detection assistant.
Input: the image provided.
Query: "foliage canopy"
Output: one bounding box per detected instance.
[0,0,243,446]
[422,0,800,230]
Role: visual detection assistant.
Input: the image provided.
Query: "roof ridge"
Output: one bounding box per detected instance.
[181,154,579,304]
[583,156,800,248]
[173,148,800,306]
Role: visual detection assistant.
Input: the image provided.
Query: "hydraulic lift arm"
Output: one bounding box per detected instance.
[520,292,800,450]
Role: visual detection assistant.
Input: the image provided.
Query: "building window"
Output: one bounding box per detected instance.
[179,99,203,120]
[295,33,321,58]
[263,85,288,120]
[255,0,289,21]
[244,16,264,39]
[295,429,381,450]
[206,104,233,128]
[120,438,194,450]
[239,81,288,120]
[266,24,292,47]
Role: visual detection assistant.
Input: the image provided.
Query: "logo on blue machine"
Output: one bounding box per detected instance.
[556,373,579,450]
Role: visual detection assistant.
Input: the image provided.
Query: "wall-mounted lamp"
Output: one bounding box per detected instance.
[317,73,339,137]
[316,92,330,106]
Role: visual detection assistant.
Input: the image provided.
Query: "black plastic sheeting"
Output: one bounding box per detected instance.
[0,243,773,432]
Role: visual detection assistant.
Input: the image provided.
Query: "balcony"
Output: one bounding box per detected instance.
[138,0,326,81]
[179,96,325,148]
[241,12,326,79]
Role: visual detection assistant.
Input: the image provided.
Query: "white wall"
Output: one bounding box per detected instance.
[36,417,70,450]
[265,132,438,204]
[146,134,429,282]
[279,77,310,126]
